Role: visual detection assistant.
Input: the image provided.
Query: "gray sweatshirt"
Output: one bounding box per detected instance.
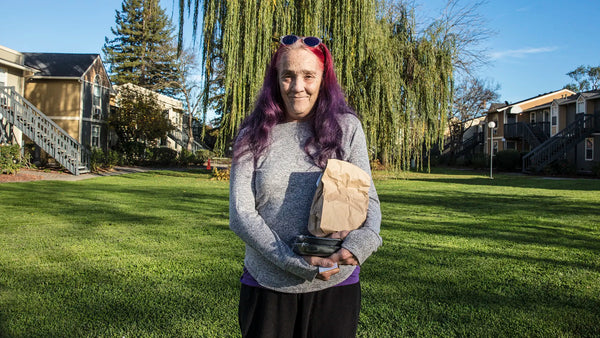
[229,113,382,293]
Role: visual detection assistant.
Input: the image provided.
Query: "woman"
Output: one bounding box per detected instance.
[229,35,382,338]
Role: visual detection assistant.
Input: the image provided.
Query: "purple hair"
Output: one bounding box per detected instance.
[233,40,355,168]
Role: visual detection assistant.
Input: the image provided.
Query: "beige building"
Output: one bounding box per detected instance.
[0,46,112,174]
[0,45,37,146]
[112,83,185,151]
[484,88,600,173]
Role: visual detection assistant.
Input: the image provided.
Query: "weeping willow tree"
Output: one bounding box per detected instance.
[177,0,455,169]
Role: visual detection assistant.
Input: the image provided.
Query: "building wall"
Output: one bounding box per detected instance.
[4,67,25,95]
[485,111,504,154]
[25,79,81,141]
[0,47,22,65]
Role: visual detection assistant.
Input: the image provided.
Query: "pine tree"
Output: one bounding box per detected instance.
[103,0,179,96]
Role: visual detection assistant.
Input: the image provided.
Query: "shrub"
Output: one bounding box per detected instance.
[370,159,386,171]
[495,150,521,172]
[118,141,146,165]
[196,149,213,166]
[543,159,576,176]
[177,149,196,166]
[211,167,230,181]
[592,162,600,177]
[146,147,178,166]
[0,144,30,174]
[105,149,120,168]
[470,153,488,169]
[90,148,104,172]
[89,148,120,172]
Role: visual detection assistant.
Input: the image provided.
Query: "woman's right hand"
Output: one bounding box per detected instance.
[303,256,340,281]
[327,230,351,240]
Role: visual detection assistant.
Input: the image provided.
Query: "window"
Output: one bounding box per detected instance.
[577,98,585,114]
[0,67,6,86]
[551,103,559,136]
[0,68,6,106]
[493,141,498,155]
[91,125,100,148]
[530,112,536,124]
[585,138,593,161]
[93,75,101,120]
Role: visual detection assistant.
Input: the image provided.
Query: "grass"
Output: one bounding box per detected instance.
[0,168,599,337]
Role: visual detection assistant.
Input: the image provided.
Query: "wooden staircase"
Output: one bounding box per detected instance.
[455,131,484,158]
[168,128,205,153]
[522,114,595,173]
[0,86,90,175]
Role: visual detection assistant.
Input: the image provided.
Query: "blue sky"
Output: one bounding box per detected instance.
[2,0,599,105]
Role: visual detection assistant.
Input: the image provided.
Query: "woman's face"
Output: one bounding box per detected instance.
[277,48,323,122]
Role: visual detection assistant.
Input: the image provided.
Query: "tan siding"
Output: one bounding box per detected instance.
[5,67,25,95]
[82,57,111,88]
[25,80,81,118]
[517,90,573,111]
[52,119,81,141]
[559,105,568,129]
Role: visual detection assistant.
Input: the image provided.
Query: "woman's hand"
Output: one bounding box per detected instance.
[326,232,359,265]
[303,256,340,281]
[326,230,351,240]
[328,248,359,266]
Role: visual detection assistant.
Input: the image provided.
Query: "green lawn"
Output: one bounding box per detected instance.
[0,169,599,337]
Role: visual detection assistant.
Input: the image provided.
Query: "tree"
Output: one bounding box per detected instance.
[109,85,174,152]
[175,0,490,170]
[163,47,204,151]
[564,65,600,92]
[453,77,500,122]
[428,0,493,77]
[103,0,179,96]
[448,77,499,156]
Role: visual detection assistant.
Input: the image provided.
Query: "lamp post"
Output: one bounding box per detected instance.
[488,121,496,179]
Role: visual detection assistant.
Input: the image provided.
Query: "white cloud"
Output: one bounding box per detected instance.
[490,46,558,60]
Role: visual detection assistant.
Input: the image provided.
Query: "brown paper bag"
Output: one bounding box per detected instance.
[308,159,371,237]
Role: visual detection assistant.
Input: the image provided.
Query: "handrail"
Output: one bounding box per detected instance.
[0,86,90,175]
[168,128,205,153]
[522,114,594,173]
[504,122,545,148]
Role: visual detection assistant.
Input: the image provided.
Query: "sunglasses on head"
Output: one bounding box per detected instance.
[280,35,322,47]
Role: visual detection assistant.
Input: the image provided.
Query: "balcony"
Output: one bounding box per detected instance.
[504,122,550,139]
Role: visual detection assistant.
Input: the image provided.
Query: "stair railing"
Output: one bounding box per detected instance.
[0,86,90,175]
[522,114,594,173]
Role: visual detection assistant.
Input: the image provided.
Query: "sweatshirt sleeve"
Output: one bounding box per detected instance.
[340,116,383,265]
[229,149,319,281]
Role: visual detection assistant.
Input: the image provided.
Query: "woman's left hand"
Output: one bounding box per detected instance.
[328,248,359,266]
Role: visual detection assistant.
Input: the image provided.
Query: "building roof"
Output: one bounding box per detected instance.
[487,102,508,112]
[113,83,184,110]
[524,89,600,112]
[579,89,600,100]
[502,89,575,109]
[23,53,99,78]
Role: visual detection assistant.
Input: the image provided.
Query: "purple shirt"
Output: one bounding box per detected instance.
[241,265,360,289]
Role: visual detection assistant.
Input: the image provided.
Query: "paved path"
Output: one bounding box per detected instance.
[17,166,155,182]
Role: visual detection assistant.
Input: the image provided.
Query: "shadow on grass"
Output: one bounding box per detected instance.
[403,172,600,191]
[0,252,242,336]
[362,241,600,335]
[378,187,600,258]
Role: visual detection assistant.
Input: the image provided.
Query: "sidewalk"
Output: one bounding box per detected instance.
[0,166,153,183]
